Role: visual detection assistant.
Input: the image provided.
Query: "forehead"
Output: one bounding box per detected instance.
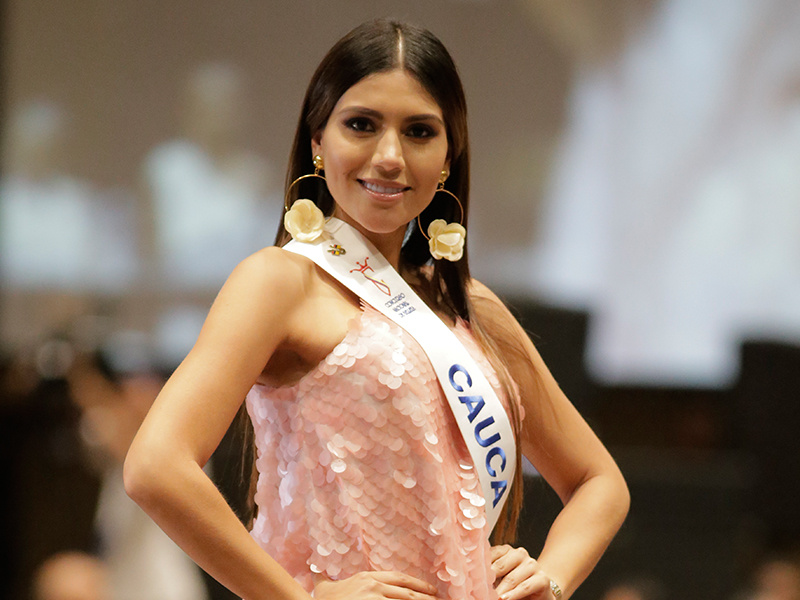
[333,69,443,117]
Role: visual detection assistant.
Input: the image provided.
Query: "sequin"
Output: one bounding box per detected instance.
[312,467,325,487]
[318,450,331,467]
[470,515,487,529]
[390,363,405,377]
[470,495,486,508]
[460,488,486,508]
[245,305,517,600]
[348,469,365,487]
[429,515,447,536]
[327,564,341,578]
[461,505,479,520]
[327,443,345,459]
[362,404,379,423]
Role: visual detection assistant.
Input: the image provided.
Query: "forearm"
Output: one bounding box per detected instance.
[124,454,311,600]
[535,471,629,599]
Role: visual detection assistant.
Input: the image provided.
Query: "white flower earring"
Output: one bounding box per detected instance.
[284,155,327,242]
[417,171,466,261]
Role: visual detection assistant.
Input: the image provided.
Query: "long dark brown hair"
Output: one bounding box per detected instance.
[239,18,533,545]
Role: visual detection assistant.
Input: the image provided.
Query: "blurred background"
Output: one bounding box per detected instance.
[2,1,800,599]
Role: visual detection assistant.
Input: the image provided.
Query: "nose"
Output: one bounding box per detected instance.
[372,129,404,175]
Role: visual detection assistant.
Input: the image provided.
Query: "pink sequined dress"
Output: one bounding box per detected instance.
[246,303,517,599]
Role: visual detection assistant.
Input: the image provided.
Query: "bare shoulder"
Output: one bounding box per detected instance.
[198,246,318,344]
[226,245,315,295]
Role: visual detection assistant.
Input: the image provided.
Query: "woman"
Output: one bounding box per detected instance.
[124,19,629,600]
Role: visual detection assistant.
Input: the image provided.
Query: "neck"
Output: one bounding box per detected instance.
[363,229,406,270]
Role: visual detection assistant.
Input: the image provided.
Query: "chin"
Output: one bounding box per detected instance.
[360,216,410,236]
[339,208,409,237]
[362,218,403,233]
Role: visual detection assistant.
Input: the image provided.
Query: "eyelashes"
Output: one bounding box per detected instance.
[343,117,440,140]
[405,123,436,139]
[345,116,374,133]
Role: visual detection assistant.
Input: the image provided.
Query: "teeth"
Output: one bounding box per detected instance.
[363,181,405,195]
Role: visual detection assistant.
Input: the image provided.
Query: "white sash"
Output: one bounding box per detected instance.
[284,218,516,533]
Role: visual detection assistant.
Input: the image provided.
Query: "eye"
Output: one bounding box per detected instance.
[406,123,437,139]
[344,116,375,133]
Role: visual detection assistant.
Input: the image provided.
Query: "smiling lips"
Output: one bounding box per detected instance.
[360,179,411,197]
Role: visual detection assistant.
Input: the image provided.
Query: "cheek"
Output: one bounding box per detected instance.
[325,156,356,193]
[322,153,363,205]
[419,158,446,190]
[417,143,448,180]
[325,142,363,179]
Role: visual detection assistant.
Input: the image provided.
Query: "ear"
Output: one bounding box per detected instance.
[311,130,323,161]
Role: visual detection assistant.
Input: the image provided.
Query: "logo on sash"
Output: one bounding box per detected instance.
[349,257,391,296]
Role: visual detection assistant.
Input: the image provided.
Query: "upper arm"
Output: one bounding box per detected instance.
[129,247,309,468]
[469,280,623,504]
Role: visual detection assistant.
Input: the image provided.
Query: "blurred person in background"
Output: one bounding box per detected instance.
[1,323,213,600]
[1,101,97,351]
[598,575,667,600]
[0,333,100,600]
[65,321,211,600]
[738,554,800,600]
[0,100,138,352]
[32,551,110,600]
[141,63,280,366]
[523,0,800,387]
[1,100,96,291]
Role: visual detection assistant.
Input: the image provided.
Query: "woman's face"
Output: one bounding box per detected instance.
[312,69,450,238]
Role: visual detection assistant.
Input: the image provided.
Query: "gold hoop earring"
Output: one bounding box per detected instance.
[416,183,464,238]
[417,171,466,262]
[283,155,329,243]
[284,155,326,212]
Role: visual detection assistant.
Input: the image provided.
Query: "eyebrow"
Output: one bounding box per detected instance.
[340,106,445,126]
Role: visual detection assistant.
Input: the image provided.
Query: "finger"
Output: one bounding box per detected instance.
[368,571,439,596]
[490,544,512,561]
[494,558,540,596]
[492,547,533,578]
[497,572,550,600]
[380,582,441,600]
